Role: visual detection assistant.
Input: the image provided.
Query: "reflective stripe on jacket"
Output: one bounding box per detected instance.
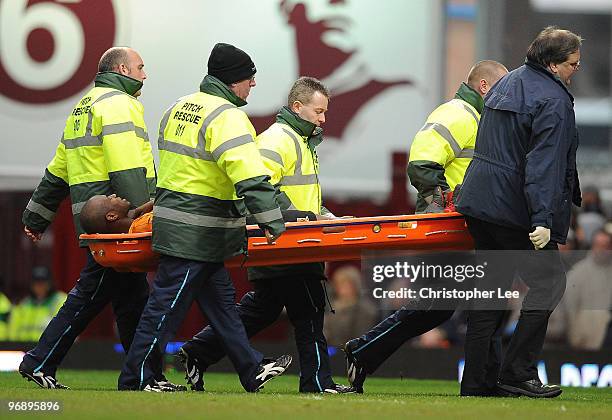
[257,122,322,213]
[249,119,325,280]
[408,96,479,211]
[23,77,156,245]
[153,84,284,262]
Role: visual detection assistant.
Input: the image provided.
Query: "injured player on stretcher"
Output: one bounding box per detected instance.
[79,194,328,235]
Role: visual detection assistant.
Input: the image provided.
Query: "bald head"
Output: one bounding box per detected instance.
[467,60,508,97]
[80,195,113,234]
[97,47,147,96]
[98,47,131,73]
[80,194,132,234]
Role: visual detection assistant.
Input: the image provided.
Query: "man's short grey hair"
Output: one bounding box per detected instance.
[98,47,130,72]
[526,26,583,67]
[287,76,330,106]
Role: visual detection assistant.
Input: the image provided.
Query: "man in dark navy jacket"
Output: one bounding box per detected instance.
[456,26,582,398]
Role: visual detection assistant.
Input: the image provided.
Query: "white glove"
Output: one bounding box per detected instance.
[529,226,551,250]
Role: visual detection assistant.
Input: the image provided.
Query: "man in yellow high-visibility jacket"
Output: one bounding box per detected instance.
[118,43,291,393]
[18,47,175,391]
[179,77,354,394]
[343,61,508,394]
[408,60,508,212]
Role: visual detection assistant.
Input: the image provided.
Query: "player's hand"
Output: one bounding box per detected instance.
[132,200,154,218]
[264,229,279,244]
[529,226,551,250]
[24,226,42,242]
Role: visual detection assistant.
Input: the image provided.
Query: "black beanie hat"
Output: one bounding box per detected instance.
[208,43,256,85]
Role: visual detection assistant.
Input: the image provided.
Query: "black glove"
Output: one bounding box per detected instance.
[423,186,446,213]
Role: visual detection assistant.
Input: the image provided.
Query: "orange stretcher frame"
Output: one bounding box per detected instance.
[80,212,474,272]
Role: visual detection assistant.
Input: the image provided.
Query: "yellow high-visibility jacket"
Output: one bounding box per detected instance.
[23,72,156,245]
[408,82,482,212]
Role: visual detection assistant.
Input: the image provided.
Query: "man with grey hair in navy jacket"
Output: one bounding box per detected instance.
[456,26,582,398]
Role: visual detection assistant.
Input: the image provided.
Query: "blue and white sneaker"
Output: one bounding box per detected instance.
[143,382,172,392]
[251,355,292,392]
[177,347,205,391]
[324,383,357,394]
[343,339,366,394]
[156,379,187,392]
[19,363,70,390]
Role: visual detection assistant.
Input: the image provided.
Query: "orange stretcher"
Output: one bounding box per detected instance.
[80,212,473,272]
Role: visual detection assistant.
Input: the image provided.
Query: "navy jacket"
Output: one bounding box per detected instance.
[456,61,581,244]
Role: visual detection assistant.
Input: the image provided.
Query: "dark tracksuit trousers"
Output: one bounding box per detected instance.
[346,307,456,375]
[118,255,263,391]
[461,216,566,395]
[21,252,164,379]
[348,252,479,375]
[183,274,334,392]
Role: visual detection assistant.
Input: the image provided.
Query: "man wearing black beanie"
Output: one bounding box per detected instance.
[119,43,291,392]
[181,76,356,394]
[192,42,259,105]
[208,43,257,86]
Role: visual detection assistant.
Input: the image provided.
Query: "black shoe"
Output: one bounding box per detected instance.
[343,339,366,394]
[156,380,187,392]
[19,363,70,390]
[251,355,292,392]
[177,348,205,391]
[324,383,358,394]
[497,379,562,398]
[460,387,517,398]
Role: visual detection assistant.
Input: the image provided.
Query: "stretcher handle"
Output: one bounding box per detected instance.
[425,229,465,236]
[342,236,367,241]
[116,240,141,245]
[322,226,346,234]
[297,239,322,244]
[117,250,143,254]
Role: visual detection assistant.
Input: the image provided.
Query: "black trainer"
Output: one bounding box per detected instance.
[460,387,517,397]
[251,355,292,392]
[343,339,366,394]
[497,379,562,398]
[177,348,205,391]
[324,383,358,394]
[19,363,70,390]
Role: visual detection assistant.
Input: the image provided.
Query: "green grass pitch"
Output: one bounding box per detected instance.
[1,370,610,419]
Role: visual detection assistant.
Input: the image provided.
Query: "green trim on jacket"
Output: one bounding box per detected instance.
[199,75,247,107]
[407,160,449,212]
[454,82,484,114]
[152,177,285,263]
[94,72,143,97]
[23,169,70,233]
[276,106,316,137]
[249,108,326,280]
[275,106,324,150]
